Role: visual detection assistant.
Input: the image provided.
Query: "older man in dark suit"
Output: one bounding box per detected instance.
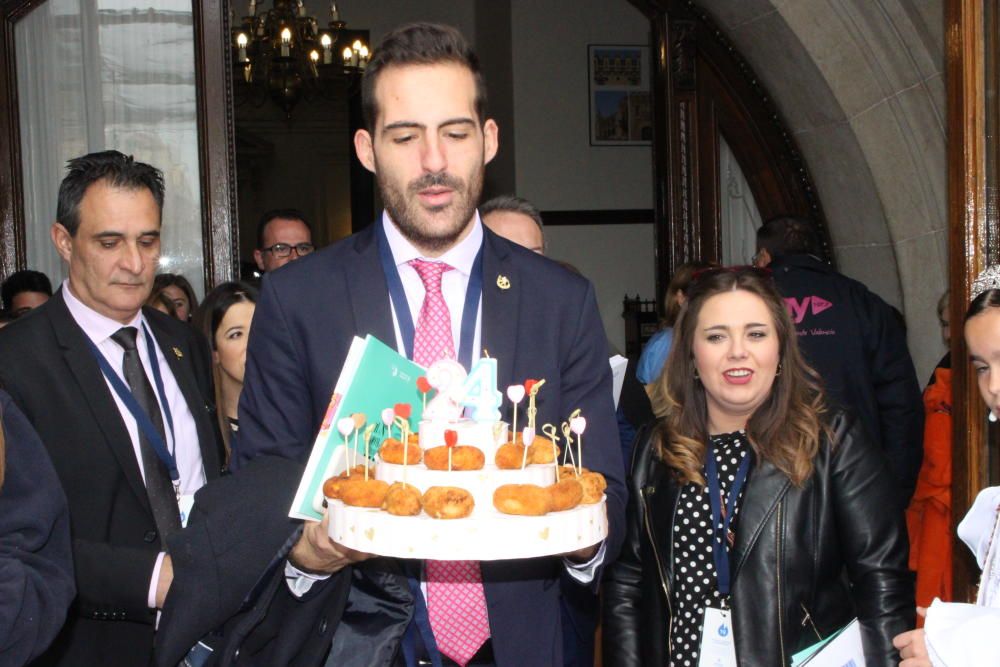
[0,151,223,666]
[154,23,623,667]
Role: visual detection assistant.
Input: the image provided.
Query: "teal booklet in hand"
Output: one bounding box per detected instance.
[289,335,425,521]
[790,618,865,667]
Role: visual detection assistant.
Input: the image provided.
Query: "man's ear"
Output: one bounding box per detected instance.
[354,129,376,173]
[253,249,265,272]
[483,119,499,166]
[756,248,772,268]
[50,222,73,263]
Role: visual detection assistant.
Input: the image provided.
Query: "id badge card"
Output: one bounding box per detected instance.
[698,607,738,667]
[178,493,195,529]
[182,640,214,667]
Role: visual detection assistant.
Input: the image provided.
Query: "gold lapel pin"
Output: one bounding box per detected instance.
[496,275,511,290]
[172,347,184,359]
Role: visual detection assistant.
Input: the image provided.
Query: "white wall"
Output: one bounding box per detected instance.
[510,0,652,210]
[698,0,946,382]
[545,224,656,354]
[510,0,656,352]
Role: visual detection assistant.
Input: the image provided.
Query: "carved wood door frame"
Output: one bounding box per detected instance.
[946,0,999,601]
[628,0,830,300]
[0,0,238,288]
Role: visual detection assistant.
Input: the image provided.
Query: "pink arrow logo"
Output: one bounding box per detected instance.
[811,296,832,315]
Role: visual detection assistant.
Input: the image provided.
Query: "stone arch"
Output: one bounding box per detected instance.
[696,0,946,377]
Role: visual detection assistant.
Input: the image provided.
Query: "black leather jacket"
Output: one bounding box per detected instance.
[603,412,914,666]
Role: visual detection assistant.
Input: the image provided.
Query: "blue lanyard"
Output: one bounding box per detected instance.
[86,324,179,482]
[402,575,444,667]
[705,441,752,596]
[376,221,484,369]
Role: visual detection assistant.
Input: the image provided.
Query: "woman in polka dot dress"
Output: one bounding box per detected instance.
[603,267,913,666]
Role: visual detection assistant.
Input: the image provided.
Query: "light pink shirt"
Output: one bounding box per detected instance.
[62,280,207,608]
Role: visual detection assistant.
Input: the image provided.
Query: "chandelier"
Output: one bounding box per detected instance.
[231,1,370,115]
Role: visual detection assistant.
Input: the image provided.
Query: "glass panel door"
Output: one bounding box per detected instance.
[16,0,205,297]
[718,135,763,266]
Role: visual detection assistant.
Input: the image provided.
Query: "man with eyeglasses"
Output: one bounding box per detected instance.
[253,209,316,273]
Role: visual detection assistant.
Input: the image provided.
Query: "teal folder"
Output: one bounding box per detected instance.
[289,335,425,521]
[790,618,864,667]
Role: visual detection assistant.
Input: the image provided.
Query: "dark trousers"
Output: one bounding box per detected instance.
[561,588,598,667]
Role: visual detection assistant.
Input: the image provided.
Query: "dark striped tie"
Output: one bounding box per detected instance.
[111,326,182,547]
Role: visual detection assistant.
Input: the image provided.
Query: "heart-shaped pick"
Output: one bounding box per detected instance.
[506,385,526,403]
[351,413,366,429]
[416,376,432,393]
[521,426,536,447]
[570,415,587,435]
[394,403,412,419]
[337,417,355,437]
[381,408,395,427]
[444,429,458,448]
[524,379,538,395]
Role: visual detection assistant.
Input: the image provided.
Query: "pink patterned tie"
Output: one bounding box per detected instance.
[426,560,490,666]
[409,259,490,666]
[410,260,456,366]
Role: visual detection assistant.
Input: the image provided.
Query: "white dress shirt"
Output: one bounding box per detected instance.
[62,281,207,608]
[381,209,483,360]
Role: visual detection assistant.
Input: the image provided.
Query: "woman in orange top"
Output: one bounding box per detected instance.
[905,291,953,621]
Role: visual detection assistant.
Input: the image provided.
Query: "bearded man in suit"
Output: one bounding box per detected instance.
[0,150,223,666]
[154,23,624,667]
[244,22,626,667]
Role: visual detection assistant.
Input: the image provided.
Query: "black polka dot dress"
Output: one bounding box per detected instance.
[669,431,750,666]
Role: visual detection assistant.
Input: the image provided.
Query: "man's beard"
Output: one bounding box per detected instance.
[378,166,483,254]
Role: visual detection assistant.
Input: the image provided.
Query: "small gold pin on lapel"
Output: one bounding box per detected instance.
[172,347,184,359]
[496,275,511,290]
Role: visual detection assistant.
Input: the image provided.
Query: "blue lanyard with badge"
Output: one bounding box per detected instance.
[698,442,752,667]
[86,324,194,527]
[376,221,484,369]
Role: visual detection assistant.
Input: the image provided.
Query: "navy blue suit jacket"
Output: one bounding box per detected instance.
[235,222,625,666]
[0,390,75,665]
[0,291,224,666]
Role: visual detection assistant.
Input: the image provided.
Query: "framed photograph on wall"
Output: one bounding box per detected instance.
[588,44,652,146]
